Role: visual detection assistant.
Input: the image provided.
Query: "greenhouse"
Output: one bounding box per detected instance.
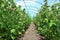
[0,0,60,40]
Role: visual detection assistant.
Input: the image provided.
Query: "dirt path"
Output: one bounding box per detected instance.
[18,22,42,40]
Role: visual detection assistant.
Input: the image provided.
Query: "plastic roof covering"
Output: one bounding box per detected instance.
[14,0,60,18]
[14,0,44,18]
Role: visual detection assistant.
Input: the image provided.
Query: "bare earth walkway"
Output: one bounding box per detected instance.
[19,22,42,40]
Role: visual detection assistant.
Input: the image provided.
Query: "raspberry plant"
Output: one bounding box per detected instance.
[0,0,31,40]
[33,0,60,40]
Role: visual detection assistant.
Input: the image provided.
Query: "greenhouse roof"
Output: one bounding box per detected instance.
[14,0,60,18]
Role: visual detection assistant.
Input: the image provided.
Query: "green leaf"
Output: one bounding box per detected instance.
[11,29,16,33]
[11,35,15,40]
[49,20,54,27]
[9,0,13,2]
[18,32,22,35]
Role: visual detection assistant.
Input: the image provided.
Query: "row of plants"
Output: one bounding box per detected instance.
[33,0,60,40]
[0,0,31,40]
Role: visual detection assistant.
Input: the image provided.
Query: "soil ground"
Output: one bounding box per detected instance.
[18,22,42,40]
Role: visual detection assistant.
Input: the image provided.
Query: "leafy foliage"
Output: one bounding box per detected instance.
[33,0,60,40]
[0,0,31,40]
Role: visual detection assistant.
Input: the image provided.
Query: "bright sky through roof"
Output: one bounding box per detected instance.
[14,0,60,18]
